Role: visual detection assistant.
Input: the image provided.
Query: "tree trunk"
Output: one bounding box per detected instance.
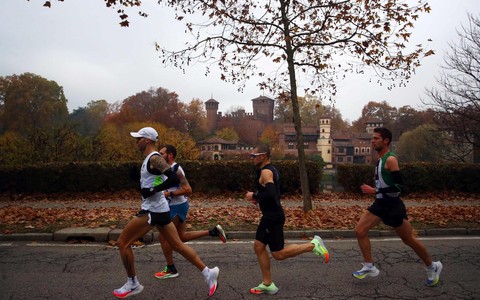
[280,0,312,212]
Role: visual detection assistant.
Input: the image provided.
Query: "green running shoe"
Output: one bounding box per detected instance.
[311,235,329,263]
[250,282,279,295]
[154,266,179,279]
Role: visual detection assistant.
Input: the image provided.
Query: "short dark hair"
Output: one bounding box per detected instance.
[256,143,271,158]
[374,127,393,145]
[163,144,177,158]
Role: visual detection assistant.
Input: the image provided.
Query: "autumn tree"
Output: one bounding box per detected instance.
[423,13,480,161]
[275,93,325,125]
[396,124,450,163]
[351,101,398,132]
[215,127,240,142]
[37,0,432,211]
[259,124,279,148]
[107,87,187,132]
[69,100,110,136]
[184,98,207,141]
[0,73,68,136]
[0,131,33,166]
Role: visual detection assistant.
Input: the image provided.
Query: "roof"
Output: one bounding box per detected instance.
[198,136,237,145]
[251,95,274,102]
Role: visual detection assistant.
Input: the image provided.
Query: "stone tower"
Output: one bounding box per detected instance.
[251,96,274,123]
[317,116,332,166]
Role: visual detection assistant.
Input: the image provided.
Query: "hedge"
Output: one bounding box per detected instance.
[0,160,322,195]
[336,163,480,193]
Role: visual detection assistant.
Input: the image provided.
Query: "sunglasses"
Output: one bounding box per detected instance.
[249,152,266,158]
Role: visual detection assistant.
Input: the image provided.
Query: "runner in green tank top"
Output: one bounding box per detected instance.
[352,127,442,287]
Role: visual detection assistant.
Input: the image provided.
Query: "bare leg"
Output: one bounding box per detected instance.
[395,219,433,266]
[158,216,184,266]
[158,222,206,271]
[116,215,153,277]
[271,243,314,261]
[254,240,273,285]
[355,211,381,263]
[180,229,210,242]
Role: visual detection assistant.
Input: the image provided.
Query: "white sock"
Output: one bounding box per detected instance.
[427,263,435,269]
[202,266,209,278]
[365,262,374,268]
[128,276,138,285]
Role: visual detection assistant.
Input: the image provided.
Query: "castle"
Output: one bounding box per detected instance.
[199,96,379,166]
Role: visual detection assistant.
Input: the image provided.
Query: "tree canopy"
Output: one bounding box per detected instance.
[424,13,480,161]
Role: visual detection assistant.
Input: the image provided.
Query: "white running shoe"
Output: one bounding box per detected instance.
[206,267,220,297]
[352,264,380,279]
[426,261,443,287]
[113,281,144,298]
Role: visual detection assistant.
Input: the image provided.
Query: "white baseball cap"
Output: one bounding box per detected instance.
[130,127,158,142]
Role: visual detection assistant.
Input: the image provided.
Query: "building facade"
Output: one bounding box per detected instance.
[201,97,380,165]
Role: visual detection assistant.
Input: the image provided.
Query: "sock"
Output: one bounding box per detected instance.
[167,264,177,272]
[202,266,209,279]
[427,263,435,269]
[209,228,218,237]
[128,276,138,286]
[364,262,374,268]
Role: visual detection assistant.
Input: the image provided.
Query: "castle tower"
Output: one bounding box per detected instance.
[205,98,219,134]
[317,116,332,166]
[251,96,274,123]
[365,118,384,134]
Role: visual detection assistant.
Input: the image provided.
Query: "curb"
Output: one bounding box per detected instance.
[1,227,479,243]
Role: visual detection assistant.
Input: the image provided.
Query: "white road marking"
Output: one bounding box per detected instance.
[1,236,479,248]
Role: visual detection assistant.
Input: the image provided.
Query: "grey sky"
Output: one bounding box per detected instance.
[1,1,478,121]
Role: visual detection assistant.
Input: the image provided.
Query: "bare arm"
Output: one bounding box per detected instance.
[149,154,171,173]
[164,168,192,197]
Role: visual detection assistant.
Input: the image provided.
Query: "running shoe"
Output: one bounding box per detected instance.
[206,266,220,297]
[250,282,279,295]
[352,263,380,279]
[311,235,329,263]
[210,225,227,243]
[426,261,443,287]
[154,266,179,279]
[113,281,144,298]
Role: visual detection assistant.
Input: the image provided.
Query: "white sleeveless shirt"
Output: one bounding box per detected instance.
[140,151,170,213]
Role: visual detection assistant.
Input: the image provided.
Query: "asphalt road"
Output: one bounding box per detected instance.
[1,237,479,300]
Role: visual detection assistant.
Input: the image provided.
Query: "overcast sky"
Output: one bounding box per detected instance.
[1,1,479,122]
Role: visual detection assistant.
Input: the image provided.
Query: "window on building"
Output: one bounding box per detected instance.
[328,140,331,144]
[355,147,359,154]
[338,157,343,162]
[361,147,365,153]
[367,147,370,154]
[327,149,331,154]
[288,143,295,149]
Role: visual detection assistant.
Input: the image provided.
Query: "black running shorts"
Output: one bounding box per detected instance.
[136,210,171,226]
[255,216,286,252]
[367,198,408,228]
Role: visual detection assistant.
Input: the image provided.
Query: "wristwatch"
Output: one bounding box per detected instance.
[169,191,174,198]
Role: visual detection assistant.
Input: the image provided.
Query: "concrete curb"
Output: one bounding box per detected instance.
[1,227,479,242]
